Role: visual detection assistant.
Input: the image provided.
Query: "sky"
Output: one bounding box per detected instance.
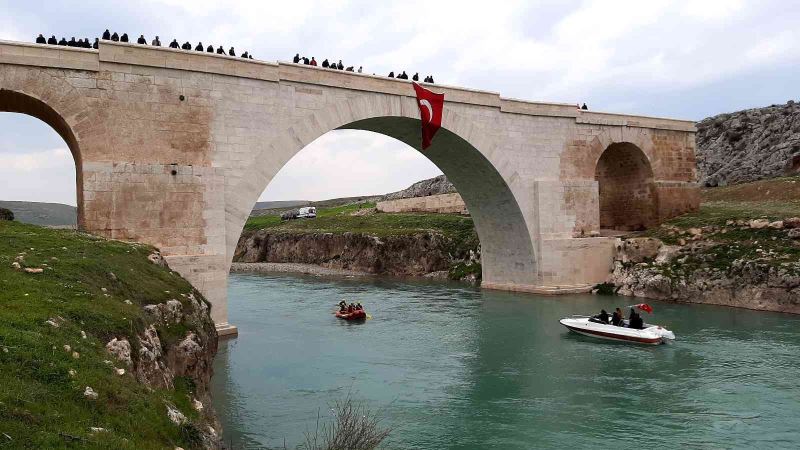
[1,0,799,205]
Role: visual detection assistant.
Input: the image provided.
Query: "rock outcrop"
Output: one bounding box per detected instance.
[383,175,456,200]
[235,230,464,277]
[0,207,13,221]
[696,100,800,186]
[608,226,800,313]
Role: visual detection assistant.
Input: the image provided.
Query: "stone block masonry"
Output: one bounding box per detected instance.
[0,39,699,334]
[376,193,467,214]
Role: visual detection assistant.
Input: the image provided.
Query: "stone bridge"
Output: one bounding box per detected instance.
[0,39,699,335]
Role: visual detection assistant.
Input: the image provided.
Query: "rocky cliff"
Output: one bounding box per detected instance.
[697,100,800,187]
[607,220,800,313]
[235,230,480,281]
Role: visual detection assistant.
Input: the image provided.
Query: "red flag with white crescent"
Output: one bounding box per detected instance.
[412,82,444,150]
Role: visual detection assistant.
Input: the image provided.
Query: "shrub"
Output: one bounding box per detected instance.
[302,394,391,450]
[0,207,13,221]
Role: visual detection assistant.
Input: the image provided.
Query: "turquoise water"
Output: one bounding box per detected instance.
[212,273,800,449]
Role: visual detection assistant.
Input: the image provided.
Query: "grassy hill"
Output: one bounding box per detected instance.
[0,201,77,227]
[0,221,217,448]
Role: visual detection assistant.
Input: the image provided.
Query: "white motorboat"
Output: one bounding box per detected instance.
[559,304,675,345]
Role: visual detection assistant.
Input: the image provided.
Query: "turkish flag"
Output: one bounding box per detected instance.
[412,82,444,150]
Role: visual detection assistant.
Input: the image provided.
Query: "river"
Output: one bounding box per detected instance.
[211,272,800,449]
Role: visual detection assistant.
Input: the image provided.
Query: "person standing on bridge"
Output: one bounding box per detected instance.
[206,44,214,53]
[217,45,225,54]
[228,47,236,56]
[35,34,46,44]
[581,103,588,110]
[57,37,67,46]
[93,38,99,49]
[67,37,77,47]
[358,66,363,73]
[322,58,330,68]
[120,33,129,43]
[310,57,317,66]
[137,35,146,45]
[412,73,419,81]
[102,29,111,40]
[293,53,300,63]
[337,60,344,70]
[195,42,204,51]
[110,32,119,42]
[152,36,161,46]
[181,41,191,50]
[169,39,179,49]
[47,35,57,45]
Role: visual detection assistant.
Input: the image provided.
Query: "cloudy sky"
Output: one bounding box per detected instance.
[1,0,799,205]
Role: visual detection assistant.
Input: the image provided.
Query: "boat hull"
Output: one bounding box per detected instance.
[559,318,673,345]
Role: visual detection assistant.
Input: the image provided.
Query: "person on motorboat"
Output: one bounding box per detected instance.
[611,308,624,326]
[589,309,609,324]
[628,309,644,329]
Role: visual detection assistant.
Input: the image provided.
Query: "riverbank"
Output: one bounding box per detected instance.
[607,176,800,313]
[236,202,481,283]
[231,262,373,277]
[0,221,221,448]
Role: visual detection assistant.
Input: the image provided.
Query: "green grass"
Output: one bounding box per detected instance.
[0,221,211,449]
[243,203,480,260]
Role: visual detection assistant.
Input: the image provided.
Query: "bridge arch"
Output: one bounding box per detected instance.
[594,142,658,231]
[0,86,85,227]
[227,94,538,287]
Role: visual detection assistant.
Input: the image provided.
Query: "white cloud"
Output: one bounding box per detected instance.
[0,147,77,205]
[0,148,72,170]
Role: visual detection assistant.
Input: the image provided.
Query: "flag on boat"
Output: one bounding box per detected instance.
[636,303,653,313]
[412,82,444,150]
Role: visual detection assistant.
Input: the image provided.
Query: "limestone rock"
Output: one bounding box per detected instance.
[383,175,456,200]
[84,386,98,400]
[749,219,770,229]
[106,338,132,366]
[655,245,682,265]
[23,267,44,274]
[10,261,20,270]
[789,229,800,239]
[147,251,167,267]
[784,217,800,229]
[136,325,173,389]
[768,221,784,229]
[615,237,662,264]
[166,405,187,425]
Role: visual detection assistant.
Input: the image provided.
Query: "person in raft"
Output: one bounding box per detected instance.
[338,300,347,312]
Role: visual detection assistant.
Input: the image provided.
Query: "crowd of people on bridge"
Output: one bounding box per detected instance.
[35,30,255,59]
[292,53,436,84]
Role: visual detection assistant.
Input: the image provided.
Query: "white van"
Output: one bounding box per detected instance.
[298,206,317,218]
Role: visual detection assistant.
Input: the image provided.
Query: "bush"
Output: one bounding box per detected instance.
[593,282,617,296]
[0,207,13,221]
[302,394,391,450]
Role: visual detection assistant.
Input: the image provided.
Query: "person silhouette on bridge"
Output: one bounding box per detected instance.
[302,57,309,64]
[181,41,191,50]
[47,35,57,45]
[399,71,408,79]
[412,73,419,81]
[110,32,119,42]
[337,60,344,70]
[241,51,250,58]
[36,34,46,44]
[57,37,67,46]
[120,33,129,43]
[358,66,363,73]
[102,29,111,40]
[346,66,354,72]
[322,58,329,68]
[152,36,161,46]
[195,42,204,51]
[293,53,300,63]
[67,37,77,47]
[581,103,588,110]
[169,39,179,49]
[206,44,214,53]
[93,38,99,49]
[228,47,236,56]
[216,45,224,54]
[76,38,85,48]
[137,35,146,45]
[388,71,395,78]
[310,57,317,66]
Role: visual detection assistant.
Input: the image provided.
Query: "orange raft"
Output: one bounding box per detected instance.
[334,310,367,321]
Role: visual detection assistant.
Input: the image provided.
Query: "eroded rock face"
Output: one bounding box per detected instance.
[136,325,173,389]
[383,175,456,200]
[234,231,460,276]
[609,236,800,314]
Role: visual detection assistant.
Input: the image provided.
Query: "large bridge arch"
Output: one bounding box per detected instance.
[225,95,538,291]
[0,80,86,227]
